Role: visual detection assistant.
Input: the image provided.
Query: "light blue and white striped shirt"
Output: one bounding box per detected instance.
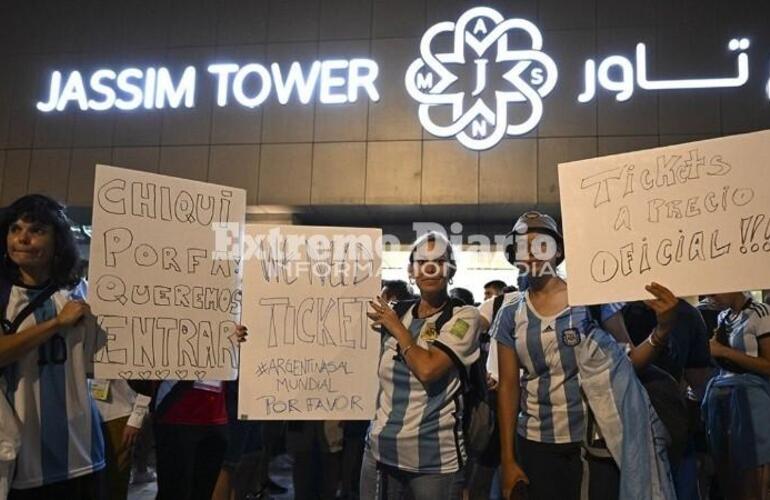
[1,280,105,489]
[367,304,480,473]
[490,291,623,444]
[718,299,770,378]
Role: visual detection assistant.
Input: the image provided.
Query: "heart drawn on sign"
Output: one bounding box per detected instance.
[155,370,170,379]
[195,370,206,380]
[118,371,133,380]
[138,370,152,380]
[175,370,189,379]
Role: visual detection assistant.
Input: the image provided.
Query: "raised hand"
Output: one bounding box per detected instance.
[366,296,401,333]
[643,282,678,326]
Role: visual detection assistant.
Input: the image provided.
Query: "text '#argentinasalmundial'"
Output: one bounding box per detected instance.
[251,358,362,416]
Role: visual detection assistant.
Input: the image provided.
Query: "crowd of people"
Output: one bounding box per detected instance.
[0,193,769,500]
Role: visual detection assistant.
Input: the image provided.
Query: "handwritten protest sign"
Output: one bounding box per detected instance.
[559,130,770,305]
[90,165,246,380]
[238,224,381,420]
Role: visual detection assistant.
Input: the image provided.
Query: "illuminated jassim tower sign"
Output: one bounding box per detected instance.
[36,6,759,151]
[36,59,380,112]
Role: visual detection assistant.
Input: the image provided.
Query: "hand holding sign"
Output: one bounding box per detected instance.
[642,282,678,326]
[235,325,248,343]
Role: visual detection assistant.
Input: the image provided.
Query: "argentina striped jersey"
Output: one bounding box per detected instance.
[1,280,105,489]
[367,304,480,473]
[717,299,770,379]
[490,291,624,444]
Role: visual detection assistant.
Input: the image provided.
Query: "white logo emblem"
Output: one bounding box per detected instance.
[405,7,558,151]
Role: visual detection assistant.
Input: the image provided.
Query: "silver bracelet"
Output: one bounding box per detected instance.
[647,333,662,349]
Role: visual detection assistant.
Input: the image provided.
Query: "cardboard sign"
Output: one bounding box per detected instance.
[238,224,381,420]
[558,130,770,305]
[90,165,246,380]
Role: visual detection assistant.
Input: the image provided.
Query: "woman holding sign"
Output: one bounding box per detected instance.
[704,292,770,500]
[361,232,480,500]
[491,211,679,500]
[0,194,105,500]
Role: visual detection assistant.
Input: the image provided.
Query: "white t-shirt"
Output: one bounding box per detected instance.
[1,280,106,489]
[478,292,521,381]
[367,304,480,473]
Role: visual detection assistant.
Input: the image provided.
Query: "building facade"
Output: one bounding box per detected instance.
[1,0,769,235]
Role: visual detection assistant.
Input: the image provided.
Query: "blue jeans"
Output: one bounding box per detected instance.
[359,450,463,500]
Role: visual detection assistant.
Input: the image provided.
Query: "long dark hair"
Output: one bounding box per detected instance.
[0,194,82,289]
[382,279,416,302]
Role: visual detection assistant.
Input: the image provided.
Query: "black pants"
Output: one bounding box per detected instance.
[287,421,342,500]
[340,421,368,500]
[585,455,620,500]
[516,436,622,500]
[154,423,228,500]
[9,470,105,500]
[516,436,583,500]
